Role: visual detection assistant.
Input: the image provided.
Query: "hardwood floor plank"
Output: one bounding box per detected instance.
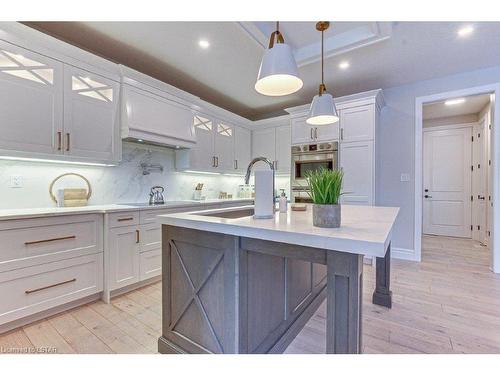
[23,320,75,354]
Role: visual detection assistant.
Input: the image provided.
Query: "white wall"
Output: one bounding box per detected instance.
[423,113,478,128]
[0,143,291,209]
[378,64,500,259]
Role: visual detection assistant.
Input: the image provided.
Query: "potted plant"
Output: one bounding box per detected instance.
[306,168,344,228]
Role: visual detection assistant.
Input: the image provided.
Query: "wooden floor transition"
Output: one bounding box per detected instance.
[1,235,499,354]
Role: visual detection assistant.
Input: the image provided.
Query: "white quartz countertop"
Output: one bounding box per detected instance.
[158,204,400,258]
[0,199,254,221]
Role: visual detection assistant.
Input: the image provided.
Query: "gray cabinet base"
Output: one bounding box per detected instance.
[372,242,392,308]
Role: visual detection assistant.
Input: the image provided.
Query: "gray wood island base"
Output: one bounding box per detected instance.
[156,204,399,354]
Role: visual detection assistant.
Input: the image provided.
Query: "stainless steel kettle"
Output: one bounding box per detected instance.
[149,186,165,205]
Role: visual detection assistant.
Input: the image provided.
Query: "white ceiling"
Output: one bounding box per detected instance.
[26,21,500,119]
[423,94,490,120]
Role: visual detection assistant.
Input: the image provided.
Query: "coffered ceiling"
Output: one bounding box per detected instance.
[24,21,500,120]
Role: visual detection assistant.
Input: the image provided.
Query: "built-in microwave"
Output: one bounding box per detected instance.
[292,142,338,181]
[291,142,338,203]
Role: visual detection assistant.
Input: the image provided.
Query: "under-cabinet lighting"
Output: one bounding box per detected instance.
[184,170,220,175]
[458,25,474,37]
[0,156,115,167]
[444,98,466,106]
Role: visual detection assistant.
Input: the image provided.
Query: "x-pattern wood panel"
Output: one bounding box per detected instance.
[168,239,224,353]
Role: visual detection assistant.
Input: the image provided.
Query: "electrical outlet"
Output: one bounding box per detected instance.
[10,175,23,188]
[400,173,410,182]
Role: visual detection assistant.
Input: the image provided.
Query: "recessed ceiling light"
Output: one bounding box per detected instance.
[339,61,350,70]
[137,139,143,142]
[445,98,466,106]
[458,25,474,37]
[198,39,210,49]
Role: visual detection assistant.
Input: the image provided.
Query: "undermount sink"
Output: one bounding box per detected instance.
[196,208,255,219]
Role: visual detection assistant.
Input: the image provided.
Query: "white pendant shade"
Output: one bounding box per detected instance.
[255,43,303,96]
[306,92,339,125]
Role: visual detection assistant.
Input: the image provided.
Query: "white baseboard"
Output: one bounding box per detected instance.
[392,247,418,261]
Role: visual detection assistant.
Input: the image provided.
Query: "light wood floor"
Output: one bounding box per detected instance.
[1,235,499,354]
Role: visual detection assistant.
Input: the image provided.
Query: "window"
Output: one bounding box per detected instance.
[72,75,113,102]
[194,115,212,131]
[217,123,232,137]
[0,50,54,85]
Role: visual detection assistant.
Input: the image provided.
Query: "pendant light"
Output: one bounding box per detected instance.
[306,21,339,125]
[255,21,303,96]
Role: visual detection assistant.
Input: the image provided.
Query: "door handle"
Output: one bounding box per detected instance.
[65,133,70,152]
[314,127,318,139]
[310,128,313,140]
[478,195,486,200]
[340,128,344,141]
[136,229,140,244]
[216,156,219,167]
[424,195,432,198]
[212,156,216,167]
[234,159,238,170]
[57,131,62,151]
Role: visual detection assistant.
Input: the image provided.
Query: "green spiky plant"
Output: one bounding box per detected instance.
[305,169,344,205]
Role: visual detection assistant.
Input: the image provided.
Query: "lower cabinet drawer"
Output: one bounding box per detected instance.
[140,249,161,281]
[0,253,103,325]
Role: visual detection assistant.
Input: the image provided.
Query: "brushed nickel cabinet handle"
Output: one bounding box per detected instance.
[315,127,318,139]
[65,133,70,152]
[310,128,313,140]
[212,156,216,167]
[25,235,76,246]
[117,217,134,222]
[234,159,238,169]
[340,128,344,141]
[216,157,219,167]
[57,131,62,151]
[25,278,76,294]
[136,229,140,244]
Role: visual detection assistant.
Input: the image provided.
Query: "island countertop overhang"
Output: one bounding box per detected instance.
[157,204,399,258]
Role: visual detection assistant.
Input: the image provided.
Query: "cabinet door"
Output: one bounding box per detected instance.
[109,226,140,290]
[275,125,291,173]
[252,127,276,170]
[291,116,314,145]
[234,126,251,172]
[340,105,374,142]
[190,114,216,170]
[340,141,374,206]
[124,85,195,143]
[214,122,235,171]
[315,121,339,142]
[64,66,119,162]
[0,41,63,155]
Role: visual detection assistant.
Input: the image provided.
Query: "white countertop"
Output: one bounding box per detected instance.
[158,204,399,258]
[0,199,254,221]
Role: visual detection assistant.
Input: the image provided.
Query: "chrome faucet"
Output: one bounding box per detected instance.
[245,157,276,210]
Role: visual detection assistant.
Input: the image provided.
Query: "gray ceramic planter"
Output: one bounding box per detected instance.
[312,204,341,228]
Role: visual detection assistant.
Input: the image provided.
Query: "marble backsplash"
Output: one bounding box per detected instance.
[0,143,291,209]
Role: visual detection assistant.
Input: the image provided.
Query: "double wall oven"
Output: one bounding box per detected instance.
[291,142,338,203]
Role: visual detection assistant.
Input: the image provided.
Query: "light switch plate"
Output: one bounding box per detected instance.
[400,173,410,182]
[10,175,23,188]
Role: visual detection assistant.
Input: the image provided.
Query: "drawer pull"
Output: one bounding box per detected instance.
[136,229,140,243]
[117,217,134,222]
[25,278,77,294]
[24,235,76,246]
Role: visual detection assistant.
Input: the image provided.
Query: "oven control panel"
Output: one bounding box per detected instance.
[292,142,338,154]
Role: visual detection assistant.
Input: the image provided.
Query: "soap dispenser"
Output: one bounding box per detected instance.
[279,189,288,213]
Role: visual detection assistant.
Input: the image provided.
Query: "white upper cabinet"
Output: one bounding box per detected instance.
[214,122,235,170]
[234,126,251,172]
[291,115,339,144]
[0,40,63,156]
[339,105,375,142]
[275,125,291,173]
[63,65,120,162]
[188,114,216,170]
[252,127,276,170]
[122,85,195,147]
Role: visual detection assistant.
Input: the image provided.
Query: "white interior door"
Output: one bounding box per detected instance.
[423,126,472,238]
[472,119,488,244]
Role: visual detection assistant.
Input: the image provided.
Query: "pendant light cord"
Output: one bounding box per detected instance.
[321,27,324,87]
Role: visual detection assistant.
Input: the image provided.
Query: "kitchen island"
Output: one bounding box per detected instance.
[157,204,399,354]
